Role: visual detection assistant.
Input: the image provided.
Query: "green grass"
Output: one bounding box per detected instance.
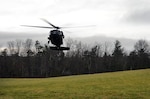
[0,69,150,99]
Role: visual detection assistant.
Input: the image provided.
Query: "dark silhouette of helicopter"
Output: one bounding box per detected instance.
[22,19,70,50]
[21,19,95,50]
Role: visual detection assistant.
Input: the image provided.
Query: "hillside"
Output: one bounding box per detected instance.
[76,35,137,51]
[0,69,150,99]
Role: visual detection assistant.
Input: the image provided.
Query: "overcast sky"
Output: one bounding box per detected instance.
[0,0,150,48]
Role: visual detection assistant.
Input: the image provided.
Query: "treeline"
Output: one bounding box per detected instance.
[0,38,150,77]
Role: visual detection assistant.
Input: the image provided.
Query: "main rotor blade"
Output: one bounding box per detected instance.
[60,25,96,29]
[21,25,54,29]
[40,18,60,29]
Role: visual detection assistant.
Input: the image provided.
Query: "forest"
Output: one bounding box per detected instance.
[0,38,150,77]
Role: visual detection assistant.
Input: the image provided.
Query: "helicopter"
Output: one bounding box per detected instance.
[21,19,70,50]
[21,18,94,50]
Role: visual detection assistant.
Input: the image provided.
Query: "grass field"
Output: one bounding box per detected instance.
[0,69,150,99]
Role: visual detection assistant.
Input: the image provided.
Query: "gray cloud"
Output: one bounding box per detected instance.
[123,0,150,24]
[1,0,150,45]
[127,9,150,24]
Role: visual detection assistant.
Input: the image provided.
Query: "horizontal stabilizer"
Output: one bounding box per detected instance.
[50,46,70,50]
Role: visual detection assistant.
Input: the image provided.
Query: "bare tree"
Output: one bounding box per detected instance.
[134,39,149,53]
[24,39,33,51]
[22,39,33,56]
[103,42,113,56]
[93,43,103,57]
[15,39,22,56]
[65,38,77,57]
[7,41,15,55]
[35,40,43,54]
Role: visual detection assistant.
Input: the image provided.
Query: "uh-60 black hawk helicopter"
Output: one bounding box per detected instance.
[21,19,94,50]
[21,19,70,50]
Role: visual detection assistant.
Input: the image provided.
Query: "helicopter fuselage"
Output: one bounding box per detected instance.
[48,29,64,47]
